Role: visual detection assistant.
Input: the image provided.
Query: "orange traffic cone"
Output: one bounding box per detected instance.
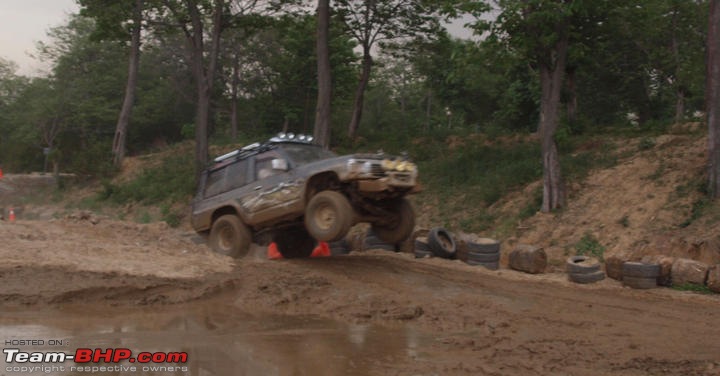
[8,208,15,222]
[310,242,331,258]
[267,242,284,260]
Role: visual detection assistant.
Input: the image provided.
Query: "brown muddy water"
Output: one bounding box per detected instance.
[1,292,431,376]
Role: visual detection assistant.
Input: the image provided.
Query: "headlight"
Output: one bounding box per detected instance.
[382,159,396,171]
[396,161,408,171]
[348,159,372,174]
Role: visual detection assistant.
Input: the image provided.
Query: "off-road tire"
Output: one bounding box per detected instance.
[622,276,657,289]
[305,190,353,242]
[622,262,661,278]
[209,214,252,258]
[372,198,415,244]
[568,270,606,284]
[566,255,602,274]
[428,228,456,259]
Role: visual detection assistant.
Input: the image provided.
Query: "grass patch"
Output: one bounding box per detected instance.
[420,141,542,207]
[680,197,710,228]
[575,233,606,261]
[672,283,715,294]
[519,187,543,220]
[101,153,195,205]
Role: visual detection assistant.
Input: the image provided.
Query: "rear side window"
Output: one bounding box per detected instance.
[226,160,248,190]
[204,167,227,197]
[204,159,248,198]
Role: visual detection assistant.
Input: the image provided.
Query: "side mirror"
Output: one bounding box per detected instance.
[272,158,289,171]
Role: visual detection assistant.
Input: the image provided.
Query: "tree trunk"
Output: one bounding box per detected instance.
[112,0,142,167]
[426,89,431,131]
[675,87,686,124]
[708,0,720,198]
[186,0,223,180]
[348,49,372,140]
[230,53,239,140]
[538,35,569,212]
[565,66,577,124]
[313,0,332,149]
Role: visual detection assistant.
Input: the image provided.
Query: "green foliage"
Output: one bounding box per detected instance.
[672,283,715,294]
[421,141,542,206]
[101,153,195,205]
[519,187,543,220]
[680,197,710,228]
[160,204,182,228]
[575,234,606,262]
[638,137,657,151]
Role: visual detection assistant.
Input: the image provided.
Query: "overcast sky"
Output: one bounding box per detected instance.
[0,1,476,77]
[0,0,79,76]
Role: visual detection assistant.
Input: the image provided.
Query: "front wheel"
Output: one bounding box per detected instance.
[372,198,415,244]
[305,190,353,242]
[209,214,252,258]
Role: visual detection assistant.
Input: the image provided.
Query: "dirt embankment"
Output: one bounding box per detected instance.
[485,131,720,268]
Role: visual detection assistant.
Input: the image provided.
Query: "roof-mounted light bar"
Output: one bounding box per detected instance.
[269,132,314,143]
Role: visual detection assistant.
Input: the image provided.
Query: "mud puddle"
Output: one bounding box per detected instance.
[1,292,432,376]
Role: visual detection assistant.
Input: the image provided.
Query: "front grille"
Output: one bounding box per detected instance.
[370,163,385,177]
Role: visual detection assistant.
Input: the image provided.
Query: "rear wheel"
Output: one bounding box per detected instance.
[209,214,251,258]
[305,190,353,242]
[372,198,415,244]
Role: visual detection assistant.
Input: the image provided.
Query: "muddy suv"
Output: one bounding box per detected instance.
[191,133,419,257]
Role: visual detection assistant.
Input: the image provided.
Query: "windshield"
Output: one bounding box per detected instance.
[281,144,336,166]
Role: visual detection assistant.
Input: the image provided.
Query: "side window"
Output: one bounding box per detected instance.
[204,167,228,198]
[254,151,282,180]
[226,160,248,190]
[255,158,277,180]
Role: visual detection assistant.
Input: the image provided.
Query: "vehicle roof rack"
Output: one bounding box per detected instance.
[211,133,315,165]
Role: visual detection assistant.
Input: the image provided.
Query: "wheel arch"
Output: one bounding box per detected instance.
[212,206,240,224]
[304,171,341,204]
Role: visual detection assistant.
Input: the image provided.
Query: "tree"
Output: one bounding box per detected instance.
[163,0,225,179]
[490,0,582,212]
[114,0,143,167]
[314,0,331,149]
[334,0,446,139]
[708,0,720,197]
[79,0,147,167]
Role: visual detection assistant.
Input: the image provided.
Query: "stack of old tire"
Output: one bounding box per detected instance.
[414,228,457,260]
[464,238,501,270]
[566,255,605,284]
[363,229,396,251]
[329,239,351,255]
[621,261,660,289]
[414,236,433,258]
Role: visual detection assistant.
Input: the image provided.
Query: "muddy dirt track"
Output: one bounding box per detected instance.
[1,218,720,375]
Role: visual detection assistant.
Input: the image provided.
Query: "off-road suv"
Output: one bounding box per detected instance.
[191,133,419,257]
